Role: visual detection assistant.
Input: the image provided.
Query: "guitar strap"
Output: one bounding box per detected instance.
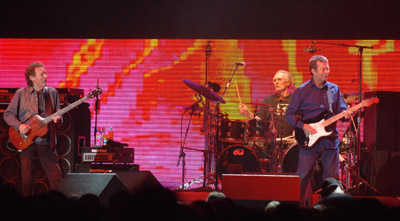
[326,86,334,113]
[44,87,56,148]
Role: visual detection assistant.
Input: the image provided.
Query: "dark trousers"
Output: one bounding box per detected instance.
[296,143,339,207]
[19,144,62,197]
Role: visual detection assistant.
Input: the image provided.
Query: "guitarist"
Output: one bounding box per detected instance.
[285,55,351,207]
[3,62,62,197]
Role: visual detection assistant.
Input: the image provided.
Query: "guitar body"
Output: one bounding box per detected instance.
[295,119,332,150]
[295,110,331,150]
[8,115,49,150]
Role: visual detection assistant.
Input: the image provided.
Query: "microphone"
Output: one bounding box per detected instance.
[205,40,212,56]
[207,81,221,92]
[234,62,246,67]
[303,42,317,54]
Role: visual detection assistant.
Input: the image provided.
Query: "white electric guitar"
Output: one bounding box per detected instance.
[295,97,379,149]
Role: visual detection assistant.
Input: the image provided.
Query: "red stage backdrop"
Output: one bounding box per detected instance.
[0,39,399,189]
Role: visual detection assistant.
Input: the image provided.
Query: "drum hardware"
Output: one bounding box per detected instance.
[178,55,244,190]
[339,118,383,195]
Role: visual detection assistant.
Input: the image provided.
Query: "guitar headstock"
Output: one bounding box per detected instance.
[362,97,379,107]
[88,88,102,98]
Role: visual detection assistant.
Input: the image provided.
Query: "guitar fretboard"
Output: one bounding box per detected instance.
[42,96,90,125]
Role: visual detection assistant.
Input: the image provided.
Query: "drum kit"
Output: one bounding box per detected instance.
[178,78,298,190]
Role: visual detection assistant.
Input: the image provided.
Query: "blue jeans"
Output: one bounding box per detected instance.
[296,143,340,207]
[19,144,62,197]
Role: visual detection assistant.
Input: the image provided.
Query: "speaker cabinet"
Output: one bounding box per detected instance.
[364,91,400,151]
[57,171,162,205]
[56,102,91,176]
[0,111,21,191]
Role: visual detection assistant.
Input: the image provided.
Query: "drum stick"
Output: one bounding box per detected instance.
[235,80,242,104]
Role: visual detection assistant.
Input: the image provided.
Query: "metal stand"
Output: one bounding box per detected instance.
[93,79,100,145]
[177,97,203,190]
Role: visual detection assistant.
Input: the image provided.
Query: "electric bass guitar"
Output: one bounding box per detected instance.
[295,97,379,149]
[8,88,102,151]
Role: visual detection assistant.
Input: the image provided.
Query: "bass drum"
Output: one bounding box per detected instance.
[217,144,265,180]
[281,144,323,192]
[281,143,299,173]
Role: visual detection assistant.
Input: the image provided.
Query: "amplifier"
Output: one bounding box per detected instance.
[56,88,84,104]
[0,88,18,103]
[75,163,139,173]
[82,147,134,163]
[0,88,85,104]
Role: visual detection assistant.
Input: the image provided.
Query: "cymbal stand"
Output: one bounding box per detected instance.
[177,96,203,190]
[268,107,279,172]
[274,104,287,173]
[341,114,382,195]
[202,40,213,189]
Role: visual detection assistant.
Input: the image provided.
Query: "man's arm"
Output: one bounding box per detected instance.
[285,89,304,130]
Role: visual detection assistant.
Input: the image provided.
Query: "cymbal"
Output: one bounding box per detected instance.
[182,79,226,104]
[343,92,359,103]
[245,102,271,107]
[175,106,203,111]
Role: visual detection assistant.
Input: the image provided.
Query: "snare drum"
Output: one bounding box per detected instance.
[218,119,246,144]
[245,119,270,141]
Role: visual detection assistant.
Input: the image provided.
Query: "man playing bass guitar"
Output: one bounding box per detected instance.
[285,55,352,207]
[4,62,62,197]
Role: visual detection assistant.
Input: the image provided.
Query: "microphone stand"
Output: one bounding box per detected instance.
[313,41,374,193]
[93,79,100,146]
[177,98,202,190]
[212,63,241,188]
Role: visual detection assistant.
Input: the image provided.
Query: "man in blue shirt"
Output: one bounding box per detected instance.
[285,55,351,207]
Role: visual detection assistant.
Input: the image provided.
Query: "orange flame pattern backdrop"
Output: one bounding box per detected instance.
[1,39,399,188]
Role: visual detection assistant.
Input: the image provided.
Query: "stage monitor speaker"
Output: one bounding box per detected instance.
[57,173,129,205]
[56,171,162,205]
[116,171,163,194]
[222,174,300,202]
[364,91,400,151]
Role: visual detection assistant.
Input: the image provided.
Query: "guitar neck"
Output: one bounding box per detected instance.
[42,96,89,125]
[321,102,364,127]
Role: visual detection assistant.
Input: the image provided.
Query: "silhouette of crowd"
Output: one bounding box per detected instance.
[1,181,400,221]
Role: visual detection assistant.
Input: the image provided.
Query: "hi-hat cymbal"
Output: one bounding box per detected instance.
[182,79,226,104]
[245,102,271,107]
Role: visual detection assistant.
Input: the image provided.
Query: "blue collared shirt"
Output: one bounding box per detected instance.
[286,79,347,148]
